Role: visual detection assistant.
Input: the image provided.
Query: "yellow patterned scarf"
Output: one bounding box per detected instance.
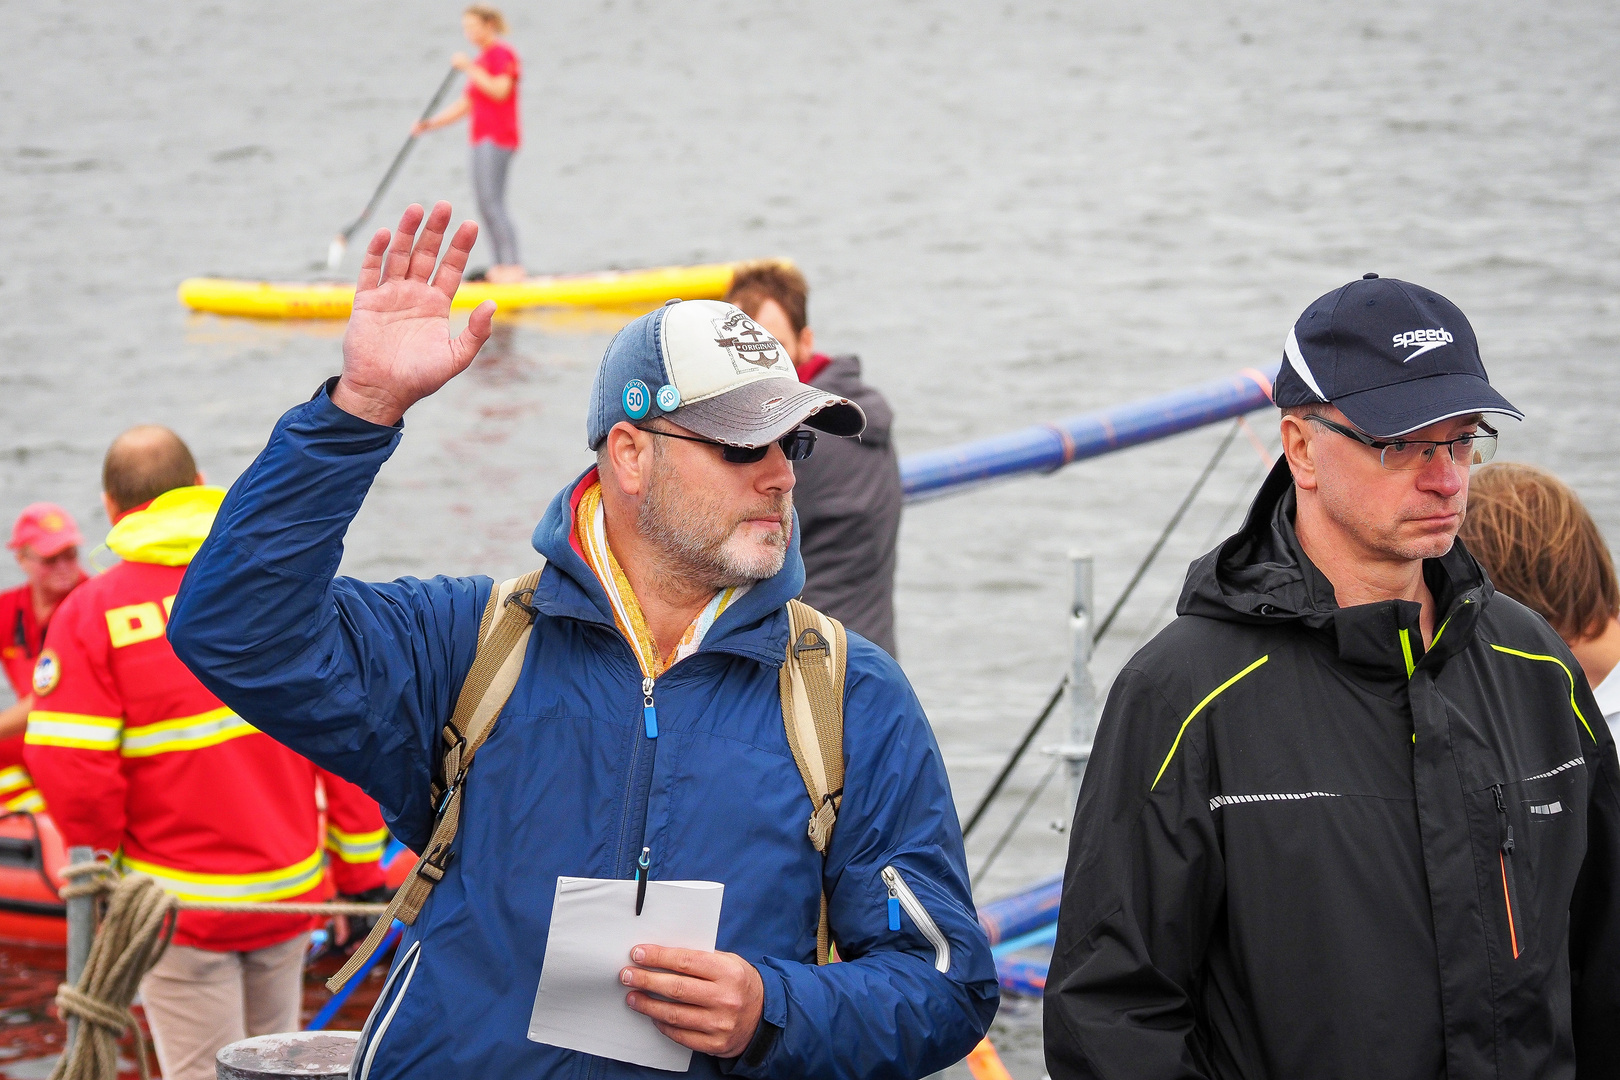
[573,479,747,678]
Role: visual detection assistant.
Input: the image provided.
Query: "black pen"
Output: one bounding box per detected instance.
[634,846,650,916]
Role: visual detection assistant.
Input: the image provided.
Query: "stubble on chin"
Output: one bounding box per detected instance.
[1318,482,1463,565]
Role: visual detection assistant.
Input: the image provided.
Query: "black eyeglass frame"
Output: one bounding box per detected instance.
[1306,414,1498,471]
[639,426,816,464]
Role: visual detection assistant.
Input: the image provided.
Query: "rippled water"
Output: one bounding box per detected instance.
[4,1,1619,1075]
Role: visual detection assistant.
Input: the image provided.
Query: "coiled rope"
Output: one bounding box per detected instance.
[50,861,390,1080]
[51,864,175,1080]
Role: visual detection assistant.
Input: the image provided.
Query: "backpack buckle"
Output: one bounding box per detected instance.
[793,627,829,662]
[418,840,454,883]
[505,587,540,623]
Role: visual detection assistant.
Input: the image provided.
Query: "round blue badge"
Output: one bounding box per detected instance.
[623,380,651,420]
[656,384,681,411]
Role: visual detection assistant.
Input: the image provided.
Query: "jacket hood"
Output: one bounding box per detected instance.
[1178,459,1493,671]
[105,486,226,566]
[529,468,805,667]
[811,355,894,448]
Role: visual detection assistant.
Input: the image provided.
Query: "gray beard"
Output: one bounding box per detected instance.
[637,462,791,591]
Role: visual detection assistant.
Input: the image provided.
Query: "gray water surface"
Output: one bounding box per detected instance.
[4,2,1619,1075]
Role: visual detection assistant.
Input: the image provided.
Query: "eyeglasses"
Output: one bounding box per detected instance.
[1307,414,1498,471]
[640,426,817,464]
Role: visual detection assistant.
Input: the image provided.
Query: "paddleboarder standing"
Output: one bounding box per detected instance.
[413,6,524,283]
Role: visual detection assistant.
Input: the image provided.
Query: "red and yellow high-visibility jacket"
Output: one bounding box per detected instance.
[24,486,387,951]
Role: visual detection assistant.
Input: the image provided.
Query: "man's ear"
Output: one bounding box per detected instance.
[604,422,654,498]
[798,326,815,364]
[1280,414,1318,492]
[101,492,120,524]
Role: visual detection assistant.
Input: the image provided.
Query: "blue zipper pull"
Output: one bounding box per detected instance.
[642,676,658,738]
[887,879,901,932]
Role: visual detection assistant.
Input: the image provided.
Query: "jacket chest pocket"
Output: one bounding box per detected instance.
[1469,761,1587,968]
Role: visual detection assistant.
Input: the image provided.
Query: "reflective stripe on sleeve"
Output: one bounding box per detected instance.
[121,847,325,903]
[0,766,32,796]
[121,707,258,758]
[25,711,124,751]
[326,825,389,864]
[3,790,44,813]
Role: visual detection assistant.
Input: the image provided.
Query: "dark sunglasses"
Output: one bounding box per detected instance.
[640,427,816,464]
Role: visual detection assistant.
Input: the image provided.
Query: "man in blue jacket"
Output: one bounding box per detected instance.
[168,202,997,1078]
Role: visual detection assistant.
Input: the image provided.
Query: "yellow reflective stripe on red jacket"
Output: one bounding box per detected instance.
[121,706,257,758]
[121,847,325,903]
[4,789,44,813]
[25,711,123,751]
[0,766,31,797]
[0,766,43,813]
[326,825,388,864]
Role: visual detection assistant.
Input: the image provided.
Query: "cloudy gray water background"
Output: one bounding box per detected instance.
[4,1,1619,1074]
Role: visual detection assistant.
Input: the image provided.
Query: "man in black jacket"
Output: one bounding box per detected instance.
[1045,275,1620,1079]
[726,261,904,657]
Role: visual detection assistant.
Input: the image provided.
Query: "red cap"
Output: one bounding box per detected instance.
[9,503,83,558]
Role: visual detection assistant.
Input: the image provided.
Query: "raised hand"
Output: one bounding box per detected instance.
[332,202,495,426]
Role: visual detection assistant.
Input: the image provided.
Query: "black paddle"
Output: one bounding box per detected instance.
[326,68,461,270]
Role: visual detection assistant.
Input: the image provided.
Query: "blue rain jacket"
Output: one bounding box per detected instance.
[168,387,997,1079]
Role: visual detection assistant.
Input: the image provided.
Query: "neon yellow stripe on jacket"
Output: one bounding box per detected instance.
[1152,656,1270,790]
[25,711,123,751]
[326,825,388,864]
[121,707,258,758]
[122,847,325,903]
[4,790,44,813]
[1489,644,1597,744]
[0,765,31,796]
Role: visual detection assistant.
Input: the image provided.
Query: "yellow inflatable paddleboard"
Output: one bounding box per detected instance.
[178,262,739,319]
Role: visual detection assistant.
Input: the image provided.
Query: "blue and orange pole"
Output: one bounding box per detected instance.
[901,366,1278,502]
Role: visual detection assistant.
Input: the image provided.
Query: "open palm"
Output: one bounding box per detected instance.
[333,202,496,426]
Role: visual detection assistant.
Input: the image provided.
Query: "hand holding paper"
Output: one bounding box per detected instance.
[621,944,764,1059]
[529,877,730,1072]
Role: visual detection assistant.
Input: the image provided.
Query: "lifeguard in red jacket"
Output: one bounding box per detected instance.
[0,503,89,813]
[24,426,389,1080]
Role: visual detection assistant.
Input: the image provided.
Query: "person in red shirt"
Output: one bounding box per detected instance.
[24,426,389,1080]
[413,5,524,282]
[0,503,89,812]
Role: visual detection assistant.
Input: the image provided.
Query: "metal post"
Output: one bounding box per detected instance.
[1044,552,1097,830]
[64,845,94,1053]
[1066,552,1097,814]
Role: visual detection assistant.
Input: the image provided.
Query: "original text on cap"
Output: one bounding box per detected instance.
[711,310,792,375]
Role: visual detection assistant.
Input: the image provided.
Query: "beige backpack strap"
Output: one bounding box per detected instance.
[778,598,847,965]
[328,569,543,992]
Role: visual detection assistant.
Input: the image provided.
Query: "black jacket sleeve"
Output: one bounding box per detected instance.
[1044,666,1224,1080]
[1571,674,1620,1071]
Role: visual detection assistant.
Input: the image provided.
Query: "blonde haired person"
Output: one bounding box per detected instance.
[413,6,524,282]
[1460,462,1620,741]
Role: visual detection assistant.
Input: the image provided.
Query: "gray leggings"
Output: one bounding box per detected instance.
[471,140,521,267]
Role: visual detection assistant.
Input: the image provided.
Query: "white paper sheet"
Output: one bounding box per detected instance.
[527,876,725,1072]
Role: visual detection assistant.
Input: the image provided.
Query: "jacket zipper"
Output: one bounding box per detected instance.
[881,865,950,973]
[621,667,659,881]
[1494,784,1521,960]
[354,939,422,1080]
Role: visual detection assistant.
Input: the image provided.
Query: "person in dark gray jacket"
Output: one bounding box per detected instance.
[727,261,904,657]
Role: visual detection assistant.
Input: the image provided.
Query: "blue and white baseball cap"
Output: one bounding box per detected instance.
[587,299,865,449]
[1274,274,1523,438]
